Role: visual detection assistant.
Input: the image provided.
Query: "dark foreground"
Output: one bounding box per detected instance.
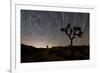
[21,44,89,63]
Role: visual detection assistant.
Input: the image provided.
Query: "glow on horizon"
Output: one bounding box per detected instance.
[25,42,54,48]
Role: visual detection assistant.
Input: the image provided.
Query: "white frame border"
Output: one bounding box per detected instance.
[11,1,96,73]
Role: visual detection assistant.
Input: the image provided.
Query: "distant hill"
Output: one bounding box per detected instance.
[21,44,39,56]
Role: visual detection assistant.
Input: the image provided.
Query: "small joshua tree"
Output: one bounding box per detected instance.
[46,45,49,48]
[61,24,83,46]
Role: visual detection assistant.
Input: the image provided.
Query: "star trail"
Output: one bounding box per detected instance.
[21,10,89,48]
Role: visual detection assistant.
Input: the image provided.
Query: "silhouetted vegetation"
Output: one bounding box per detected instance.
[46,45,49,48]
[61,24,83,46]
[21,44,89,63]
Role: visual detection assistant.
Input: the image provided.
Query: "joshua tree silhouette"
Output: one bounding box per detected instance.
[61,24,83,46]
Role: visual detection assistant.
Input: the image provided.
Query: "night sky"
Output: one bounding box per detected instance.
[21,10,89,48]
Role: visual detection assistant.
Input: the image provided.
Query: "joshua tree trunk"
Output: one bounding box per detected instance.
[70,39,73,46]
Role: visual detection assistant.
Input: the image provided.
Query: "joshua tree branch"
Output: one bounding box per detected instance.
[61,23,83,46]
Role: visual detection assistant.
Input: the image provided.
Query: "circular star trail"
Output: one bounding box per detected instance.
[21,10,89,48]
